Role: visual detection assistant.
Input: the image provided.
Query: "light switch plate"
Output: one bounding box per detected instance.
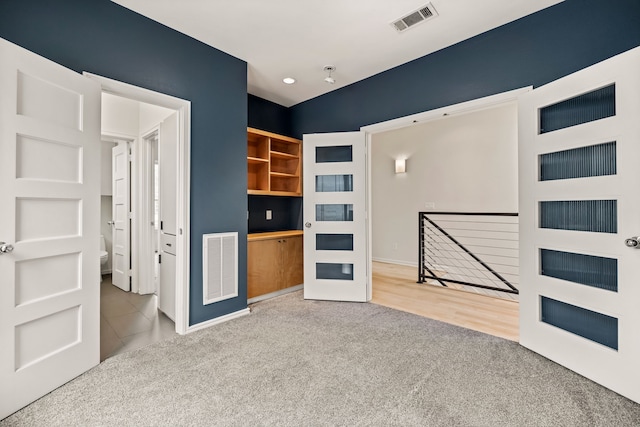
[266,210,272,220]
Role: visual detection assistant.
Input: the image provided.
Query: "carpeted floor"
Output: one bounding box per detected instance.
[2,291,639,426]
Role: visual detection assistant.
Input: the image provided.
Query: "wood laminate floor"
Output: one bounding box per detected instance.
[371,261,519,341]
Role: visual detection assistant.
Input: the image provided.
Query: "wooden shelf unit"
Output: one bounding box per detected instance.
[247,127,301,196]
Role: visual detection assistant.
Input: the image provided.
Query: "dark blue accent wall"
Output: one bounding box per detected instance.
[290,0,640,138]
[248,94,292,137]
[0,0,248,326]
[248,196,302,233]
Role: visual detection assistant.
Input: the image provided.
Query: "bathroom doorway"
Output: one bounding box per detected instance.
[89,73,191,360]
[98,93,179,360]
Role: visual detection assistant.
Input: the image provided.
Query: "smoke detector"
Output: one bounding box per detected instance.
[391,3,438,33]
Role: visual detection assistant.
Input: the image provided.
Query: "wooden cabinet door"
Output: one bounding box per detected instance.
[247,238,281,299]
[281,236,303,290]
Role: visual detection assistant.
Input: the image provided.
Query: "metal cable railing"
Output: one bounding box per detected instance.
[418,212,519,296]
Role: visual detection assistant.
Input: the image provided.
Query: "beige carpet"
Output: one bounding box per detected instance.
[2,291,639,426]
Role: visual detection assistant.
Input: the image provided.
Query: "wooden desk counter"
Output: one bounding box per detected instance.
[248,230,303,241]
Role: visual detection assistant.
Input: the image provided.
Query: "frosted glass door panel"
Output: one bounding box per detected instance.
[316,204,353,222]
[315,174,353,192]
[316,263,354,280]
[315,145,352,163]
[316,234,354,251]
[539,84,615,134]
[539,142,616,181]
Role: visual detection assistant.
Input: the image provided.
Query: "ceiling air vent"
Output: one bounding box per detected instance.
[391,3,438,33]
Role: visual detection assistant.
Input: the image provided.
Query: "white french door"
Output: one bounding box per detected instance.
[0,38,101,418]
[519,47,640,403]
[303,132,369,302]
[112,142,130,291]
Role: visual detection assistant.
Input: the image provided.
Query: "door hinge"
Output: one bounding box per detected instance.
[128,212,133,220]
[160,221,163,231]
[158,254,162,264]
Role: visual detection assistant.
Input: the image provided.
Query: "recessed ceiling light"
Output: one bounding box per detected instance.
[283,77,296,84]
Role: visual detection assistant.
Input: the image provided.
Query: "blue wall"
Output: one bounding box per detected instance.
[248,94,292,137]
[0,0,249,326]
[290,0,640,138]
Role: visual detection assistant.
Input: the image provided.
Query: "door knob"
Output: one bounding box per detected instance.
[624,236,640,248]
[305,222,312,228]
[0,242,14,254]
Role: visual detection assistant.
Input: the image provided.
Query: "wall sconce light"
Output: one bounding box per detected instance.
[395,158,407,174]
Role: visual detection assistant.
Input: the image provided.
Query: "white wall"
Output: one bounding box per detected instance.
[102,92,173,136]
[371,103,518,265]
[101,92,139,136]
[100,140,117,195]
[139,102,174,135]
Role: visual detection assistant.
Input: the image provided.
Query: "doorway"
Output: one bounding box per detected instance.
[86,72,192,359]
[98,93,179,360]
[360,87,530,339]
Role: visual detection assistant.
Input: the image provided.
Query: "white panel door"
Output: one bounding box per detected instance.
[159,112,178,236]
[159,251,176,321]
[0,38,100,418]
[111,143,130,291]
[519,47,640,403]
[303,132,369,302]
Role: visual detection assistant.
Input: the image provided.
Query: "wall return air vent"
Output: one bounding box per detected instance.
[391,3,438,33]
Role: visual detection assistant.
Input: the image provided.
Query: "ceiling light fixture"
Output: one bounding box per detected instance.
[323,66,336,84]
[283,77,296,84]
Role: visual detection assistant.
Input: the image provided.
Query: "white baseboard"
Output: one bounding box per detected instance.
[247,284,303,305]
[372,257,418,268]
[185,307,251,334]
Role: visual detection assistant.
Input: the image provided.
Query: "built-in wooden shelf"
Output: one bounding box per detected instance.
[247,156,269,164]
[247,127,301,196]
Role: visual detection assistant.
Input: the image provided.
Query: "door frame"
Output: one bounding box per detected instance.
[85,72,191,335]
[359,86,532,277]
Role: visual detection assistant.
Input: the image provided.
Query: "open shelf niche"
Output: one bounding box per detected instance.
[247,127,301,196]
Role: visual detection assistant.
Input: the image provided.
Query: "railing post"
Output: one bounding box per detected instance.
[417,212,424,283]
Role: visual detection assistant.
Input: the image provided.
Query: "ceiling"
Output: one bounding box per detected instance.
[112,0,563,107]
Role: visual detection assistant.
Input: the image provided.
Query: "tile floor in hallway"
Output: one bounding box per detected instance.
[100,275,177,361]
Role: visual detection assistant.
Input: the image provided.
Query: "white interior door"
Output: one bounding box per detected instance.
[0,38,100,418]
[112,142,130,292]
[519,47,640,403]
[158,113,178,317]
[159,113,178,236]
[303,132,369,302]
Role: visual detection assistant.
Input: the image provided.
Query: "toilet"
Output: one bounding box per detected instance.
[100,235,108,277]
